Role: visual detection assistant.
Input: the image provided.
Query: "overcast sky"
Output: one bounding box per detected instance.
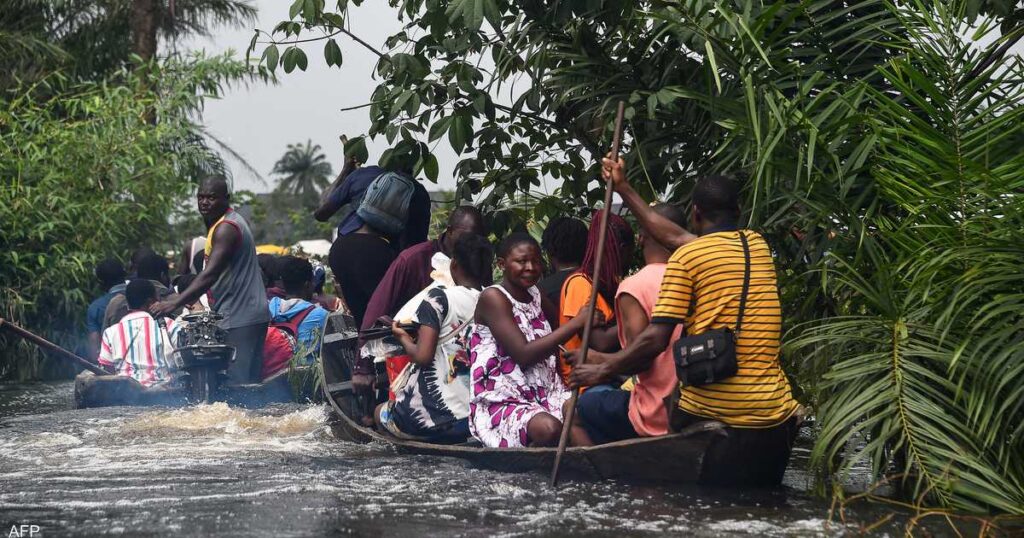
[183,0,462,194]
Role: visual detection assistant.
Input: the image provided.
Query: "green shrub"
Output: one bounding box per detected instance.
[0,53,252,380]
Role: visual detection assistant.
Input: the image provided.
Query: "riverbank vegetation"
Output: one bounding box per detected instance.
[252,0,1024,516]
[0,0,263,379]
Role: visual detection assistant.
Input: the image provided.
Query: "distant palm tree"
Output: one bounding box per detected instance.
[0,0,257,81]
[271,140,334,207]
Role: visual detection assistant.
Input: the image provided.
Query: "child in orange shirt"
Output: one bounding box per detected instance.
[556,209,635,384]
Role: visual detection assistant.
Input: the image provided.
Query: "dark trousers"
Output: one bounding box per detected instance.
[576,386,639,445]
[224,322,268,385]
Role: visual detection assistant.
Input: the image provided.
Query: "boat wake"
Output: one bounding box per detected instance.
[119,401,328,438]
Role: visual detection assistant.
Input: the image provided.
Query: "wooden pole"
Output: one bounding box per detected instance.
[0,318,108,375]
[550,101,626,487]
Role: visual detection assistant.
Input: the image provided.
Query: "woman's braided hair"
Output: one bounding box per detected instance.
[578,209,634,301]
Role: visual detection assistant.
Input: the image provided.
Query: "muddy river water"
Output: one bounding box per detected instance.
[0,382,970,536]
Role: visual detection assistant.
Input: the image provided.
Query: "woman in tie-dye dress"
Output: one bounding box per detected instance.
[467,233,597,447]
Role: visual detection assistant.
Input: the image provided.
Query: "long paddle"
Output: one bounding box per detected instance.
[0,318,108,375]
[550,101,626,487]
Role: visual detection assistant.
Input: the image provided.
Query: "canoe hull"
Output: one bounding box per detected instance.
[319,310,796,485]
[326,400,725,483]
[73,367,317,409]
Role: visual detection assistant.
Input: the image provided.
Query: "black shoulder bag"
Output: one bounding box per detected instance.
[672,231,751,387]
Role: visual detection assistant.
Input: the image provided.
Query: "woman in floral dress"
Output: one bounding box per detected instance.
[468,233,600,447]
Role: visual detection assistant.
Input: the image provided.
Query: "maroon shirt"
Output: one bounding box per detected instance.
[359,239,441,331]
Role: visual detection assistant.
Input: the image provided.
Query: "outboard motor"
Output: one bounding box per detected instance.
[175,312,235,404]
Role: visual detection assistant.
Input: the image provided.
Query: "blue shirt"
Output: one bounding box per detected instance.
[328,166,385,236]
[267,297,329,365]
[86,283,126,334]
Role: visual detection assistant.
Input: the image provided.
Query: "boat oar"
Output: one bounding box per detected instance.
[0,317,108,375]
[550,101,627,487]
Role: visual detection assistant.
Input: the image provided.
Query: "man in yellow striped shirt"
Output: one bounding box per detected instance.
[569,157,798,432]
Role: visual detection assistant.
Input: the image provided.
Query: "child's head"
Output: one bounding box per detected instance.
[126,279,158,311]
[278,256,314,299]
[541,217,587,269]
[496,232,543,291]
[450,233,494,289]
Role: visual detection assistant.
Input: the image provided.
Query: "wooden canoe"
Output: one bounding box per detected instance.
[319,310,796,485]
[73,366,318,409]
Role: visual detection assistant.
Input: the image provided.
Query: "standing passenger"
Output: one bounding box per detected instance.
[151,177,270,385]
[328,221,395,325]
[314,158,431,251]
[537,216,588,306]
[467,233,602,448]
[177,236,206,276]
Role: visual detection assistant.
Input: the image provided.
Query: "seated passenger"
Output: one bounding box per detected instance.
[567,203,690,445]
[98,279,176,387]
[537,216,587,306]
[87,258,126,360]
[263,256,329,379]
[569,158,799,442]
[171,274,208,314]
[557,210,634,385]
[375,234,494,443]
[468,233,602,448]
[259,254,287,300]
[103,252,174,331]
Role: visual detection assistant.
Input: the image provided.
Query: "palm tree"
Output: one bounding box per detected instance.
[271,140,334,208]
[0,0,257,81]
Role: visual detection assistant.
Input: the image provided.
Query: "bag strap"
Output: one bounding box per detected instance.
[736,231,752,335]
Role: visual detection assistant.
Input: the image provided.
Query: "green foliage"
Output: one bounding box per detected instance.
[787,3,1024,514]
[252,0,1024,513]
[0,53,258,380]
[271,140,334,207]
[0,0,257,83]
